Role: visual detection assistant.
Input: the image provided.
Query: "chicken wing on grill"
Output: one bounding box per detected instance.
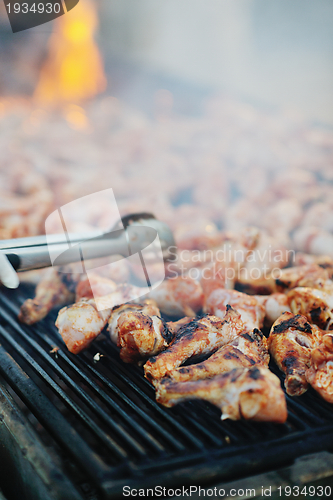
[144,306,245,382]
[19,268,77,325]
[155,366,287,423]
[268,312,321,396]
[55,298,110,354]
[204,288,265,330]
[108,300,173,363]
[167,329,269,383]
[288,286,333,330]
[306,333,333,403]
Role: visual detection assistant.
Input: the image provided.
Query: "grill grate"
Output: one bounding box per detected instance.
[1,285,333,499]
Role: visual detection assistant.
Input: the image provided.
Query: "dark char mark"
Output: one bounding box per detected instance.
[273,316,312,334]
[310,307,323,323]
[248,367,262,380]
[160,318,174,344]
[282,355,298,370]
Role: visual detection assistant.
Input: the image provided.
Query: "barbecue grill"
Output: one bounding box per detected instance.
[1,285,333,500]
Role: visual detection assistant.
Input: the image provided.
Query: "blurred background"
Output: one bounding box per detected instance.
[0,0,333,255]
[1,0,333,122]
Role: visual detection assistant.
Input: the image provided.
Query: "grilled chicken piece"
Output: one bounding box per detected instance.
[306,333,333,403]
[19,268,76,325]
[168,329,269,383]
[56,299,110,354]
[255,293,291,326]
[288,287,333,330]
[204,288,265,330]
[144,306,245,382]
[268,312,320,396]
[149,276,204,318]
[155,366,287,423]
[108,300,173,363]
[56,284,146,354]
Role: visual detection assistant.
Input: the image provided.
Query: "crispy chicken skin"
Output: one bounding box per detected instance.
[268,312,318,396]
[56,299,110,354]
[144,306,245,382]
[19,268,76,325]
[204,288,265,330]
[149,276,204,317]
[108,300,173,363]
[288,287,333,330]
[255,293,291,326]
[167,329,269,383]
[306,333,333,403]
[155,366,287,423]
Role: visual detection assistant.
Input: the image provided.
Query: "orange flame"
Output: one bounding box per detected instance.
[34,0,106,107]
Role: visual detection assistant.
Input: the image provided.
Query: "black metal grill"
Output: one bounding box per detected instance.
[1,285,333,499]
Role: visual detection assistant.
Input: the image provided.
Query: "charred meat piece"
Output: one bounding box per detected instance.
[149,276,204,318]
[204,288,265,330]
[288,286,333,330]
[167,329,269,383]
[268,312,320,396]
[306,333,333,403]
[108,300,173,363]
[19,268,76,325]
[144,306,245,382]
[155,366,287,423]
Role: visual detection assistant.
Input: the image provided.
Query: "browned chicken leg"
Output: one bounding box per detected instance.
[19,268,76,325]
[108,300,173,363]
[155,366,287,423]
[144,306,245,382]
[166,328,269,383]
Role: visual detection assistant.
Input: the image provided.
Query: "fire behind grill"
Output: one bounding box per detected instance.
[1,286,333,499]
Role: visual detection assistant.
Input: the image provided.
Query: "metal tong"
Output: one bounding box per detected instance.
[0,213,176,289]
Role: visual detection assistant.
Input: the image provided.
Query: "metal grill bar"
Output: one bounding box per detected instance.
[0,322,127,461]
[0,293,206,452]
[0,345,113,490]
[0,308,149,457]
